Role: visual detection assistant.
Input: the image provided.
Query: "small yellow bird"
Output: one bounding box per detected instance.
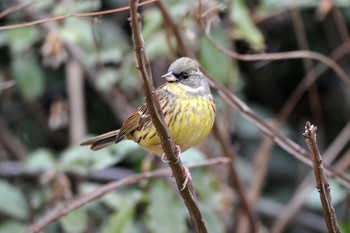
[81,57,216,156]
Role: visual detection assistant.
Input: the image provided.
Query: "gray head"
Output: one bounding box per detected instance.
[162,57,211,94]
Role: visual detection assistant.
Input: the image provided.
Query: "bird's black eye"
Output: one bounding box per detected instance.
[182,72,189,79]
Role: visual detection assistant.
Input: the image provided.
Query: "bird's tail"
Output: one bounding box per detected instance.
[80,130,120,151]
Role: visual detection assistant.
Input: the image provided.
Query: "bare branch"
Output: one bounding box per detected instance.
[303,122,340,233]
[272,119,350,232]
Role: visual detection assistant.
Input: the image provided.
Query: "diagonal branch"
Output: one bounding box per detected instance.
[128,1,208,232]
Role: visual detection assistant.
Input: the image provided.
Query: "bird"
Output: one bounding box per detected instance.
[80,57,216,158]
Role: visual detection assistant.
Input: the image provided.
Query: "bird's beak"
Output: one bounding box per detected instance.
[161,71,177,82]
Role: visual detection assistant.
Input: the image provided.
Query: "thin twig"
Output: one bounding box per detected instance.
[26,157,230,233]
[0,0,158,31]
[276,39,350,124]
[128,1,208,232]
[303,122,340,233]
[271,120,350,233]
[199,20,350,88]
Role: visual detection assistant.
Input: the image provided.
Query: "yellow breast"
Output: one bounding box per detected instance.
[128,82,216,155]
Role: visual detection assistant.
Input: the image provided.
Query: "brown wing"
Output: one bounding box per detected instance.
[115,84,168,142]
[115,110,142,142]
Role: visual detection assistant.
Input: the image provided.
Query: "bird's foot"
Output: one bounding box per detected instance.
[180,166,191,191]
[162,146,190,190]
[169,165,192,191]
[161,145,181,164]
[161,153,170,163]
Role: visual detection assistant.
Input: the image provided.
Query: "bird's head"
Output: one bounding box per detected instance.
[162,57,210,94]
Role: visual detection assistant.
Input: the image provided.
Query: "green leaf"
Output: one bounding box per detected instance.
[231,0,265,52]
[147,181,187,233]
[102,202,135,233]
[25,149,57,172]
[0,221,26,233]
[79,183,143,211]
[60,146,102,174]
[145,31,169,59]
[100,189,142,233]
[96,68,120,92]
[340,221,350,233]
[122,219,144,233]
[181,148,206,165]
[60,18,94,51]
[7,27,39,54]
[0,180,29,220]
[143,9,163,39]
[201,204,225,233]
[11,53,45,100]
[200,29,230,84]
[191,170,221,207]
[0,32,7,47]
[60,141,138,174]
[60,208,88,233]
[74,0,101,12]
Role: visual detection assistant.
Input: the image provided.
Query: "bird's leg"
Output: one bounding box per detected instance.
[173,145,181,164]
[174,146,191,191]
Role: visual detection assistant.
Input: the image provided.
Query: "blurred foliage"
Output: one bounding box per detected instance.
[0,0,350,233]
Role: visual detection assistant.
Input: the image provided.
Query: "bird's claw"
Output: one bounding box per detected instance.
[163,146,191,191]
[161,153,170,163]
[161,145,181,164]
[180,166,191,191]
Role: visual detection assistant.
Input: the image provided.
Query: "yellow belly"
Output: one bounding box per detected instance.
[128,96,215,155]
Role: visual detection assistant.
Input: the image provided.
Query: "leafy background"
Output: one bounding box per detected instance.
[0,0,350,232]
